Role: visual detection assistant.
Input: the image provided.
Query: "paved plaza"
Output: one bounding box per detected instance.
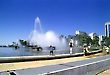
[0,53,107,75]
[97,68,110,75]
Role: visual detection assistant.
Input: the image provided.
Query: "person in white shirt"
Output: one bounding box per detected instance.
[69,38,74,54]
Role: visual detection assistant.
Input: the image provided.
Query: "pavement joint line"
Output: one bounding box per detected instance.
[42,55,110,75]
[59,64,74,67]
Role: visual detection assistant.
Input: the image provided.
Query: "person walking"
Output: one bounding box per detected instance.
[69,38,74,55]
[49,45,55,55]
[83,45,88,56]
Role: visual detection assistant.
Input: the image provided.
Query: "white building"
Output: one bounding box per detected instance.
[75,31,80,35]
[105,22,110,37]
[75,30,87,35]
[99,35,104,45]
[89,33,98,40]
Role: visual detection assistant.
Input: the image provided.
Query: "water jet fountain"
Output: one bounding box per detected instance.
[29,17,68,50]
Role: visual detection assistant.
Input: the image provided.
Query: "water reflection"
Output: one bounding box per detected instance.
[0,46,83,57]
[0,47,70,57]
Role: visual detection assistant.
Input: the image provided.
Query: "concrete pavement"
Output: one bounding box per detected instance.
[0,52,103,71]
[97,68,110,75]
[0,53,109,75]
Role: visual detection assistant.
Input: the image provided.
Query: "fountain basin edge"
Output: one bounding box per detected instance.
[0,50,102,63]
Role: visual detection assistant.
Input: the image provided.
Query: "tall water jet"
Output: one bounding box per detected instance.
[29,17,43,45]
[34,17,43,33]
[29,17,68,50]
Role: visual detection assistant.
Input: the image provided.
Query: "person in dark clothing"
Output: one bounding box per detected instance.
[49,45,55,55]
[50,50,53,55]
[9,72,16,75]
[84,47,87,56]
[83,45,88,56]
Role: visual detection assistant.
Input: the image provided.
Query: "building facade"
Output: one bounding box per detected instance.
[105,22,110,37]
[75,30,87,35]
[98,35,104,45]
[89,33,98,40]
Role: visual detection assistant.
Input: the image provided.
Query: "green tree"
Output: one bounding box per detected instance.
[103,37,110,46]
[19,39,29,46]
[92,36,99,46]
[75,33,92,46]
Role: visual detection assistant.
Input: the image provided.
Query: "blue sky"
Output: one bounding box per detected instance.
[0,0,110,45]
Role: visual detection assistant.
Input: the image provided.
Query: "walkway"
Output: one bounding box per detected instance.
[0,53,103,71]
[0,53,109,75]
[97,68,110,75]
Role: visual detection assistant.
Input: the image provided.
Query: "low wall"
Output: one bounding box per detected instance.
[43,55,110,75]
[0,50,102,63]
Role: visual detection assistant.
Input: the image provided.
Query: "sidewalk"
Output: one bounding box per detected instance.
[97,68,110,75]
[0,53,103,72]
